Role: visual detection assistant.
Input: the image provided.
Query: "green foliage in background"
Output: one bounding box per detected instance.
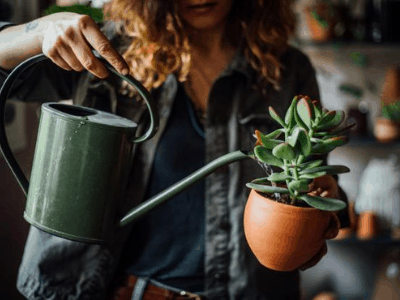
[44,4,104,22]
[382,102,400,121]
[350,52,368,67]
[339,83,363,99]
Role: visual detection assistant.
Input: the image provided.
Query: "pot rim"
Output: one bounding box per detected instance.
[250,189,321,212]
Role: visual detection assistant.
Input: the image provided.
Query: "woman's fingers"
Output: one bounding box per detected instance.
[46,47,72,71]
[42,13,129,78]
[54,38,85,72]
[308,175,339,198]
[299,242,327,271]
[78,15,129,75]
[324,212,340,240]
[63,23,108,78]
[299,213,340,271]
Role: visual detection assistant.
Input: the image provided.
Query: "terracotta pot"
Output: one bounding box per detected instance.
[357,211,379,240]
[381,66,400,106]
[374,117,400,143]
[243,189,331,271]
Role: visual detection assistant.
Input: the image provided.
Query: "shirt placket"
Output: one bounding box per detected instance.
[204,76,238,299]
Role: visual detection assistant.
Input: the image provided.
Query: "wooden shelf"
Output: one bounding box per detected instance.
[331,235,400,245]
[345,134,400,148]
[293,39,400,50]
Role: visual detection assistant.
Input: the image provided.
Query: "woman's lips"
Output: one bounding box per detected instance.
[187,1,218,13]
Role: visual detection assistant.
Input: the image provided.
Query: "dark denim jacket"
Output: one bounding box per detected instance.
[1,21,347,300]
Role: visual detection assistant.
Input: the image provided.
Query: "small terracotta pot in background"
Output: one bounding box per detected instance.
[243,190,331,271]
[374,117,400,143]
[313,291,337,300]
[304,5,335,42]
[381,66,400,106]
[357,211,379,240]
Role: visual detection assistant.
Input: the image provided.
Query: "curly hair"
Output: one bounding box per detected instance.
[103,0,296,95]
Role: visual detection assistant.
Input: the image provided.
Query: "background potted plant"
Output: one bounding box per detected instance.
[304,1,337,42]
[374,101,400,143]
[244,95,353,271]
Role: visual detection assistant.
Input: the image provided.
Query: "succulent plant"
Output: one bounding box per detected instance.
[246,95,354,211]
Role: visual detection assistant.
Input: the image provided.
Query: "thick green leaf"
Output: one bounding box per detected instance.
[246,182,290,194]
[288,180,310,192]
[250,177,271,184]
[268,173,292,182]
[288,127,312,156]
[319,110,336,125]
[310,137,324,143]
[294,105,309,130]
[311,144,336,154]
[254,146,284,167]
[297,128,312,156]
[298,159,324,169]
[314,131,329,137]
[285,97,297,130]
[300,165,350,175]
[264,128,284,139]
[260,139,284,150]
[288,127,311,156]
[272,143,296,160]
[288,127,300,147]
[299,195,347,211]
[330,122,357,135]
[299,171,326,179]
[322,136,349,147]
[316,110,345,131]
[296,97,314,128]
[269,107,286,128]
[311,136,348,154]
[313,101,322,119]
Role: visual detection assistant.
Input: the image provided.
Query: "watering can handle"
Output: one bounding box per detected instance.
[0,53,159,196]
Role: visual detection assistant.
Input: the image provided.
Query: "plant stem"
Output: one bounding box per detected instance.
[291,191,298,205]
[284,159,294,200]
[293,167,299,180]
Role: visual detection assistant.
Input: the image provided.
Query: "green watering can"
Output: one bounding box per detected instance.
[0,54,250,243]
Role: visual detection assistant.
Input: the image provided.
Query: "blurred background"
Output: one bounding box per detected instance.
[1,0,400,299]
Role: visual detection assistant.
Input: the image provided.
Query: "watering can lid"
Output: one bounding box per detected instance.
[42,102,137,130]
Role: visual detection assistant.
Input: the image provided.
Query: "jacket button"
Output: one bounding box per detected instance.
[220,221,230,231]
[214,273,228,282]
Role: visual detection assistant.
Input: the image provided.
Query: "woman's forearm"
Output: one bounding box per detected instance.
[0,12,128,77]
[0,19,48,70]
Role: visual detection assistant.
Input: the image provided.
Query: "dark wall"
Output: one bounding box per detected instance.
[0,102,41,300]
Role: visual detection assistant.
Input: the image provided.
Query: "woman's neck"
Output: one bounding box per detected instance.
[182,24,237,116]
[187,24,236,64]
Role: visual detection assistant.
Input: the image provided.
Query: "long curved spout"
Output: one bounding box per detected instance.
[118,150,251,227]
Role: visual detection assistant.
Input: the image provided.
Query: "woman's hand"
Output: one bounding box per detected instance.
[307,174,339,199]
[299,213,340,271]
[40,12,129,78]
[299,175,341,271]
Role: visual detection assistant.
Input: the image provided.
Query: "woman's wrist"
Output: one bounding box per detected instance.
[0,18,51,70]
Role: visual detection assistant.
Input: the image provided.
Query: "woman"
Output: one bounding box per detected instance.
[0,0,348,299]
